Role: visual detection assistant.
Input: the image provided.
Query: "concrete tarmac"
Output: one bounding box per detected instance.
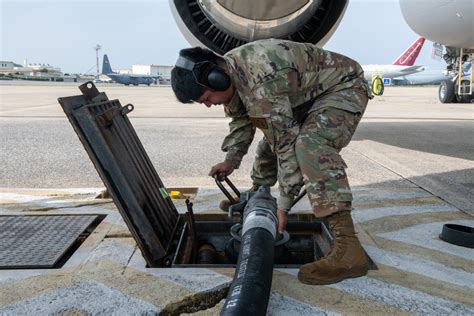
[1,82,473,315]
[1,82,473,214]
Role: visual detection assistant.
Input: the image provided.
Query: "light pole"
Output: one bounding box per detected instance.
[94,44,102,80]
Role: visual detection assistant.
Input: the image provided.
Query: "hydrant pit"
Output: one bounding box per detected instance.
[172,214,331,268]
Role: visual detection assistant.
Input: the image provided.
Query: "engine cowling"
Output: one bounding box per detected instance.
[170,0,348,54]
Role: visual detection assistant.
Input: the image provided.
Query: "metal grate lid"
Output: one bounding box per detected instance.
[0,215,98,269]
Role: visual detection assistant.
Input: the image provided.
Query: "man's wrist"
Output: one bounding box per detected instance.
[224,155,241,169]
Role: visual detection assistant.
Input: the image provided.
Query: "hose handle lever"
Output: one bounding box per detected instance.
[214,175,241,204]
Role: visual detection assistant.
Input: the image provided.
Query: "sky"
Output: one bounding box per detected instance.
[0,0,446,74]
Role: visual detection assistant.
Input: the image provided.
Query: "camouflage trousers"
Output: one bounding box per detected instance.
[251,89,367,217]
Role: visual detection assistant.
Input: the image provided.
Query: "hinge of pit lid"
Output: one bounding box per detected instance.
[97,104,134,127]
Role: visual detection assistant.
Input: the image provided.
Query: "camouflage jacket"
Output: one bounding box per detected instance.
[221,39,369,210]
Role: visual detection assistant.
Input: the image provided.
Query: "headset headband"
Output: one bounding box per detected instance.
[175,55,214,91]
[175,55,211,71]
[175,55,197,71]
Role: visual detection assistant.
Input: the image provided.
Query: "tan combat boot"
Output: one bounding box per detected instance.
[297,210,368,285]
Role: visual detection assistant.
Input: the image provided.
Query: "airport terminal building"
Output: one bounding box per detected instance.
[1,59,172,83]
[132,64,172,79]
[0,60,63,81]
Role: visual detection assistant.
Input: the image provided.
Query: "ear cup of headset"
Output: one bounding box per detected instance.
[207,67,231,91]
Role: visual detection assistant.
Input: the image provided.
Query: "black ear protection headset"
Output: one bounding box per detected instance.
[175,55,231,92]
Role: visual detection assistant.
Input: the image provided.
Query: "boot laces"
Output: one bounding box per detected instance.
[328,221,349,259]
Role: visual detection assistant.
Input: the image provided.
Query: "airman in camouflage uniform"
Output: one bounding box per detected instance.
[222,39,370,217]
[171,39,371,285]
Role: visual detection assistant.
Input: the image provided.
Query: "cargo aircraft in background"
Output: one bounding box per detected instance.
[362,37,426,82]
[101,54,155,86]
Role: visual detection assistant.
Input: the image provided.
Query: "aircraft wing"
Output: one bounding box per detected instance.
[400,65,424,73]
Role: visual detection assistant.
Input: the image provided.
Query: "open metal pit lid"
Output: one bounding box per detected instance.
[58,82,180,267]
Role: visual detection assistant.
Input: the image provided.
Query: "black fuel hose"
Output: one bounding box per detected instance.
[221,187,278,316]
[221,228,275,315]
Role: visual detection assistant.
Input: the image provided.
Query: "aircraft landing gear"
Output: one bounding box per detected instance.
[439,79,456,103]
[455,79,474,103]
[439,79,474,103]
[439,48,473,104]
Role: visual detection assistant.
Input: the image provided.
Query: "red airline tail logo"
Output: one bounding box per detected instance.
[392,37,425,66]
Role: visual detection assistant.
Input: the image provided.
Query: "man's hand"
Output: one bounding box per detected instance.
[209,160,235,180]
[277,208,288,234]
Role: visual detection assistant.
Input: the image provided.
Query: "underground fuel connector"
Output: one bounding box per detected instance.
[221,186,278,315]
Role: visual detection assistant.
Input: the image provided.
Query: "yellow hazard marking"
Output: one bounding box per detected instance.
[169,191,183,199]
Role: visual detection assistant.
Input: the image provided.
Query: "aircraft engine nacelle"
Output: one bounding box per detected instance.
[170,0,348,54]
[399,0,474,49]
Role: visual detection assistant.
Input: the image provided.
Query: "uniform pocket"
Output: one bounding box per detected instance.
[249,115,275,147]
[307,108,361,150]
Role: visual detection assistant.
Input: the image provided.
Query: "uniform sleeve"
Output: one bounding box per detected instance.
[254,79,304,211]
[221,116,255,168]
[221,94,256,168]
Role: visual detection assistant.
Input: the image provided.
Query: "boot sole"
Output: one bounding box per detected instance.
[297,269,368,285]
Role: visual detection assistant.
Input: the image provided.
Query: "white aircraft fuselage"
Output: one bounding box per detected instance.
[361,37,426,81]
[363,64,425,81]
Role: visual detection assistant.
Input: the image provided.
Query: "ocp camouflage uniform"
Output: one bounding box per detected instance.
[221,39,370,216]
